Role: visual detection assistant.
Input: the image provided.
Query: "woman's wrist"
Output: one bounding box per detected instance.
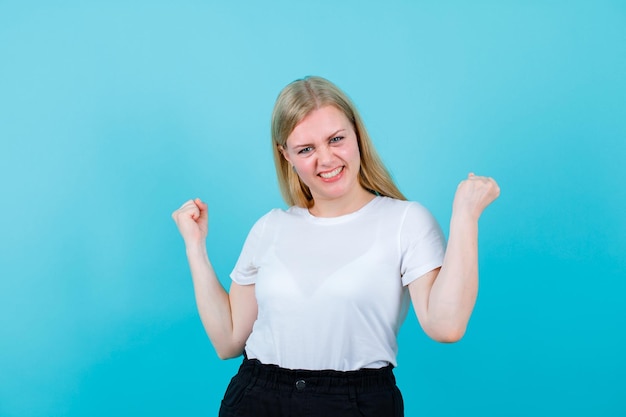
[185,240,208,258]
[450,209,479,228]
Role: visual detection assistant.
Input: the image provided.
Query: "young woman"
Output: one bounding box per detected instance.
[172,76,500,417]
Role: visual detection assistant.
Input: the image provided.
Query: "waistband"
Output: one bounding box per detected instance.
[236,355,397,395]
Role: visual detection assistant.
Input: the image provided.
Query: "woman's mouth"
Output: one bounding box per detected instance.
[319,166,344,179]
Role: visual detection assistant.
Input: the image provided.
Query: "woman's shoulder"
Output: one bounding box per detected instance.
[376,196,431,213]
[374,196,440,226]
[252,205,304,224]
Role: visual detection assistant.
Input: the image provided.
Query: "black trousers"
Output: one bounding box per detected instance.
[218,356,404,417]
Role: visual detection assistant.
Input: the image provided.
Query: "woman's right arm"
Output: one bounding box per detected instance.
[172,198,258,359]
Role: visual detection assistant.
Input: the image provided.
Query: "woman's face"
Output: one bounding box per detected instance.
[282,105,364,206]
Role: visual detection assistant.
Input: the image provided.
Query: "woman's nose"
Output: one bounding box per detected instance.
[317,145,334,165]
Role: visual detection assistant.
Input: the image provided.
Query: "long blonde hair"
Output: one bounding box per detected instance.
[271,76,406,207]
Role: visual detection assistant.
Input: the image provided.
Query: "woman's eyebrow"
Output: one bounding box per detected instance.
[291,141,313,149]
[326,129,345,139]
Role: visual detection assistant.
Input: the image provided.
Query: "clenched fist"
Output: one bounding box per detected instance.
[452,173,500,221]
[171,198,209,246]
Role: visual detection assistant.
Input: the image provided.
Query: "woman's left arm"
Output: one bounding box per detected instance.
[409,173,500,343]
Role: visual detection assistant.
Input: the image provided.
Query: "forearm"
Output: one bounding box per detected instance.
[185,244,240,359]
[426,212,479,341]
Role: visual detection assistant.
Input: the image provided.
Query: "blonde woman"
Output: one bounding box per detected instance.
[172,76,500,417]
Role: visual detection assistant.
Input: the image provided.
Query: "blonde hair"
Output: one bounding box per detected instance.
[271,76,406,207]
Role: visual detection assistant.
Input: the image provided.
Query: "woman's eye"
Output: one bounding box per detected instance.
[298,147,313,154]
[330,136,344,143]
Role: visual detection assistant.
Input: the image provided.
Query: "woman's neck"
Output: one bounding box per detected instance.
[308,188,376,218]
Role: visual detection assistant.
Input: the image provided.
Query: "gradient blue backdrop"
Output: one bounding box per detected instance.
[1,1,624,416]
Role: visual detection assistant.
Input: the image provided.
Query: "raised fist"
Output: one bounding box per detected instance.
[172,198,209,245]
[452,173,500,221]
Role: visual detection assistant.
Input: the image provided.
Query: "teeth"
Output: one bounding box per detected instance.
[320,167,343,179]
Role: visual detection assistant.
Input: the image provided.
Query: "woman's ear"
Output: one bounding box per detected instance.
[279,144,291,165]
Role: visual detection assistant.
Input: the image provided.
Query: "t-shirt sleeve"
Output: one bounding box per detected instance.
[229,212,270,285]
[400,202,446,286]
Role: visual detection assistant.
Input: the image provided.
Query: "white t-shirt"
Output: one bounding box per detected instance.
[230,196,446,371]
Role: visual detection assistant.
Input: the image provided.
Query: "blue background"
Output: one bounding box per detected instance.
[1,1,624,416]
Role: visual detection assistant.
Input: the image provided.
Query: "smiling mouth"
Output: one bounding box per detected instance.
[319,166,344,179]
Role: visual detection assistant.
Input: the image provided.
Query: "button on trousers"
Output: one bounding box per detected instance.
[218,356,404,417]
